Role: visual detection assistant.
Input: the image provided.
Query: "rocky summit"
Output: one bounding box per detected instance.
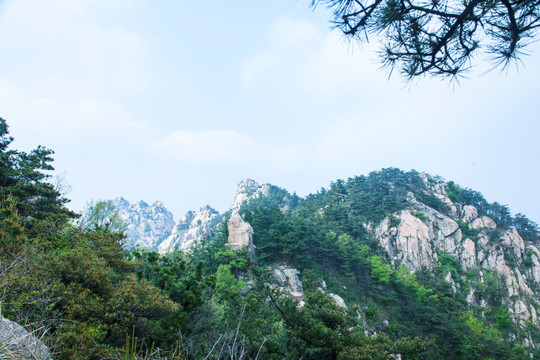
[112,197,175,251]
[108,170,540,353]
[159,205,221,253]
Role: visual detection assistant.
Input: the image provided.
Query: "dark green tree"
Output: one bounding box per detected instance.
[312,0,540,79]
[0,118,77,237]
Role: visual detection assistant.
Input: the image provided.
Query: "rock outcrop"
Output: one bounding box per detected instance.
[159,206,221,253]
[106,173,540,339]
[231,179,271,213]
[0,317,51,360]
[269,265,348,308]
[372,178,540,327]
[272,265,304,299]
[375,209,437,270]
[227,213,253,250]
[112,197,175,251]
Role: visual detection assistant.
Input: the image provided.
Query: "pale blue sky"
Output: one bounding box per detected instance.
[1,0,539,223]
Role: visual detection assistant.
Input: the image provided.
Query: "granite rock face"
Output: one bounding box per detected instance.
[107,174,540,336]
[375,209,437,270]
[0,317,51,360]
[227,213,253,250]
[371,176,540,327]
[272,265,304,299]
[231,179,271,213]
[112,197,175,251]
[159,206,221,253]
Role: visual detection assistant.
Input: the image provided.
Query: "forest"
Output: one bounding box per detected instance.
[1,116,539,360]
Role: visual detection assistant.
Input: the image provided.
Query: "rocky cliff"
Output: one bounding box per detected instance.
[231,179,271,213]
[372,174,540,328]
[104,170,540,354]
[159,205,221,253]
[112,197,175,251]
[112,179,294,254]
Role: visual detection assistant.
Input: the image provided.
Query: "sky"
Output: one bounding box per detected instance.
[0,0,539,223]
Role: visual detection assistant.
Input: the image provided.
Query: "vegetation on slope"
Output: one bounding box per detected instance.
[1,117,539,359]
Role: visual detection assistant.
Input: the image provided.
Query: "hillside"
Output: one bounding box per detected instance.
[98,169,540,358]
[2,116,540,359]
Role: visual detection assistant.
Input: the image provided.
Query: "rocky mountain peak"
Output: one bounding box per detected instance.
[231,178,271,213]
[112,196,130,209]
[158,205,222,253]
[111,197,175,251]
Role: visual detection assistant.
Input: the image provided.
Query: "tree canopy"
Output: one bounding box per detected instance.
[312,0,540,79]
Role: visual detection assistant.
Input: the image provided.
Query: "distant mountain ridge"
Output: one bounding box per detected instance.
[111,197,175,251]
[112,178,277,253]
[108,170,540,350]
[157,205,221,253]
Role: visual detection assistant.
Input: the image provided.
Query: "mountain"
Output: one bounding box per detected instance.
[111,197,175,251]
[225,169,540,354]
[15,111,540,358]
[369,173,540,327]
[158,205,221,253]
[108,170,540,356]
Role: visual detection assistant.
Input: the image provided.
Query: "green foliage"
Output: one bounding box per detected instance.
[456,220,480,240]
[448,181,539,238]
[388,214,400,228]
[79,199,127,234]
[413,211,427,221]
[514,213,540,243]
[522,248,535,269]
[0,118,77,236]
[243,206,313,267]
[238,184,301,213]
[266,272,430,360]
[214,247,249,271]
[2,117,537,359]
[369,256,393,284]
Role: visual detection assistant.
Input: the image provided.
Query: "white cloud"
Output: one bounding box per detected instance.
[156,129,257,165]
[267,16,319,49]
[301,32,384,96]
[0,0,151,148]
[0,0,148,97]
[241,53,276,86]
[312,107,463,168]
[240,16,319,86]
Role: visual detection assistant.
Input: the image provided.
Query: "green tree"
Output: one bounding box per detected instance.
[0,118,77,236]
[312,0,540,79]
[78,199,127,233]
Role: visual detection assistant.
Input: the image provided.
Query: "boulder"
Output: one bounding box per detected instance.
[500,227,525,259]
[227,213,253,250]
[0,317,51,360]
[460,205,479,223]
[272,266,304,298]
[471,216,497,230]
[329,293,347,308]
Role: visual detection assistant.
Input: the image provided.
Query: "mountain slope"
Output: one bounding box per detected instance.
[108,169,540,357]
[233,169,540,356]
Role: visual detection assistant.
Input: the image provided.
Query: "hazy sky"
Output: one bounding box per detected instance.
[1,0,539,223]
